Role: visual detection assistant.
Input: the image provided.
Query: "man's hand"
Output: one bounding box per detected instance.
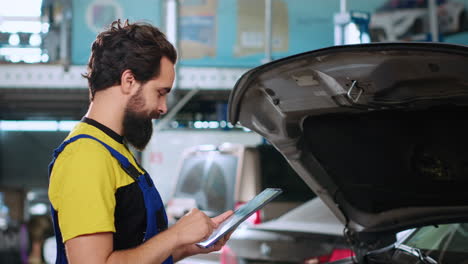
[64,210,235,263]
[173,210,234,261]
[171,208,217,246]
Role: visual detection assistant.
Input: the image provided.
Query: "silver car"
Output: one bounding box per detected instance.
[167,143,315,263]
[225,197,353,263]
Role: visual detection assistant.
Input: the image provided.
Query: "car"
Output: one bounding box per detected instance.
[166,143,315,263]
[223,197,354,264]
[228,42,468,263]
[370,0,467,41]
[166,143,314,223]
[360,222,468,264]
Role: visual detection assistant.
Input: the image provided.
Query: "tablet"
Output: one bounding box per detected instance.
[196,188,283,248]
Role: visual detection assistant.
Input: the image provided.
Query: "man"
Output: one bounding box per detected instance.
[48,20,233,263]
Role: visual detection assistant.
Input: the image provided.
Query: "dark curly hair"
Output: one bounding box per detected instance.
[83,19,177,100]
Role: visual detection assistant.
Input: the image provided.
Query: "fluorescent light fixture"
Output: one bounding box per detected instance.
[16,121,57,131]
[0,21,43,33]
[41,23,50,33]
[170,121,179,128]
[27,192,36,200]
[208,121,219,129]
[0,47,42,54]
[197,145,217,151]
[0,120,79,131]
[10,54,21,63]
[29,33,42,46]
[0,47,43,63]
[8,33,20,46]
[0,0,42,17]
[23,54,42,63]
[41,53,49,63]
[58,121,79,131]
[194,121,203,129]
[192,121,226,129]
[29,203,48,215]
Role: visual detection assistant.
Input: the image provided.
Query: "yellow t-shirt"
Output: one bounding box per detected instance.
[49,120,144,242]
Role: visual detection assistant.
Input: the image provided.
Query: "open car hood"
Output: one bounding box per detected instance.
[228,43,468,248]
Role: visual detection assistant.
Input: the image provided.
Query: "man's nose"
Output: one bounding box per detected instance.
[158,98,167,115]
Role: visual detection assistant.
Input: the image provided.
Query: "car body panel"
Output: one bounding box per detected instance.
[254,197,344,236]
[227,198,348,262]
[228,42,468,247]
[228,229,347,262]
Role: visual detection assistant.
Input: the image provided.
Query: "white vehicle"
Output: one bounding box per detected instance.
[167,143,314,263]
[370,0,466,41]
[224,198,353,264]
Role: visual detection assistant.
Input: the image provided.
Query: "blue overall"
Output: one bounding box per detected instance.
[48,134,174,264]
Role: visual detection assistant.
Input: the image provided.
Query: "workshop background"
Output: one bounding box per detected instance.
[1,0,468,263]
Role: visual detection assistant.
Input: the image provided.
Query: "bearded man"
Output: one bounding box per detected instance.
[48,20,232,264]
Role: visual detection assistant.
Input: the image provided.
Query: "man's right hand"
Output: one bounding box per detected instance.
[172,210,234,262]
[171,208,216,246]
[65,209,215,264]
[65,209,230,264]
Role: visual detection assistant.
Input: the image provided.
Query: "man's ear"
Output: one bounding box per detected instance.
[121,69,136,95]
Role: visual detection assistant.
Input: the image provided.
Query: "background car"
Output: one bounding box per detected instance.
[168,143,315,263]
[166,143,314,223]
[228,42,468,263]
[370,0,467,41]
[223,197,354,264]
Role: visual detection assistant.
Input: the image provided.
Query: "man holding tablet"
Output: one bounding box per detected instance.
[197,188,283,248]
[48,20,234,264]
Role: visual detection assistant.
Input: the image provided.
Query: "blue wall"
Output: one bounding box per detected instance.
[177,0,388,67]
[71,0,468,67]
[72,0,162,65]
[190,0,468,67]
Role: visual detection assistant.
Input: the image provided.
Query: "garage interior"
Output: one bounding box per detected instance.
[1,0,468,263]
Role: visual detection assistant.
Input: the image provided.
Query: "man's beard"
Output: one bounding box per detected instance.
[123,110,153,151]
[123,89,155,151]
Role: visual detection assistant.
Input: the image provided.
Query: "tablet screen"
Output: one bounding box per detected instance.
[196,188,283,248]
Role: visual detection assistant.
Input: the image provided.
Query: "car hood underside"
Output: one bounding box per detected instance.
[228,43,468,249]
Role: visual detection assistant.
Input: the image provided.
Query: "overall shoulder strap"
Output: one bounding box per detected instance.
[48,134,142,180]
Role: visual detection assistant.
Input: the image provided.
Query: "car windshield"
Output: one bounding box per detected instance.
[400,223,468,264]
[174,152,238,215]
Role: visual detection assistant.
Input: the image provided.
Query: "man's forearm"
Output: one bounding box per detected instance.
[66,230,180,264]
[172,245,189,262]
[106,230,179,264]
[66,208,224,264]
